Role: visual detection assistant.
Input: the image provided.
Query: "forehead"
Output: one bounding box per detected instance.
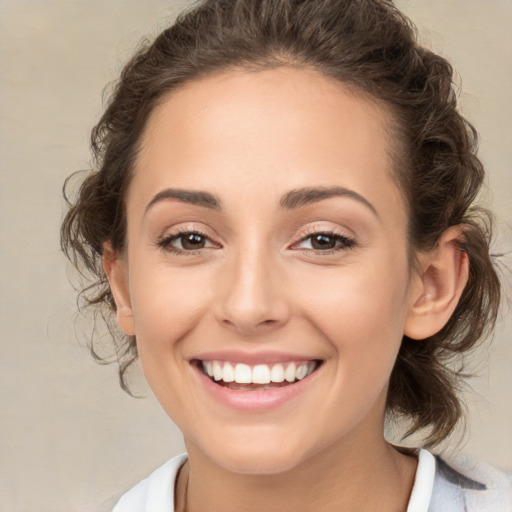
[130,66,406,224]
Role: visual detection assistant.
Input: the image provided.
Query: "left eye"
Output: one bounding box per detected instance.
[295,232,355,251]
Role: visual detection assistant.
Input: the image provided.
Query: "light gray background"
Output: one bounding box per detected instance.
[0,1,511,511]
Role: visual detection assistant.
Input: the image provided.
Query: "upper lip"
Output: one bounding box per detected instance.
[190,350,321,365]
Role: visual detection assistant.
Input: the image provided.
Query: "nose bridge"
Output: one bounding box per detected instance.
[216,239,288,333]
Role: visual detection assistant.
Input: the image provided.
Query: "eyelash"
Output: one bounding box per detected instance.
[157,229,217,255]
[291,229,356,255]
[156,229,356,256]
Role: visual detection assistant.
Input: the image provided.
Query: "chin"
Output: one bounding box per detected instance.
[215,449,307,476]
[187,427,318,476]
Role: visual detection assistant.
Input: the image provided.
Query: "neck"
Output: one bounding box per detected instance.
[178,435,417,512]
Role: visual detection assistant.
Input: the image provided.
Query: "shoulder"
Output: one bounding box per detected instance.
[111,453,187,512]
[429,452,512,512]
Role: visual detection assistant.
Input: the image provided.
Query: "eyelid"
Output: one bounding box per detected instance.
[292,224,353,242]
[155,220,222,243]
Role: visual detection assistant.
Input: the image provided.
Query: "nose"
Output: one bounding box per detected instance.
[214,247,290,336]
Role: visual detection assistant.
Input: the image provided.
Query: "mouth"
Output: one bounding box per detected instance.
[194,359,322,391]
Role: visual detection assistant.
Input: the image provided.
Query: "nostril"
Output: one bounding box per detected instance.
[220,316,281,332]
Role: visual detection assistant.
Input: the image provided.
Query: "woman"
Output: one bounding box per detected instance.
[61,0,511,510]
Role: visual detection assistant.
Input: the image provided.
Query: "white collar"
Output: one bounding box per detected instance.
[406,448,436,512]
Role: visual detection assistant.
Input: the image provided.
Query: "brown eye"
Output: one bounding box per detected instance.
[293,231,356,252]
[180,233,206,250]
[310,234,337,250]
[158,230,218,254]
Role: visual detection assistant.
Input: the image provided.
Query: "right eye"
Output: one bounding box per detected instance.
[158,230,218,254]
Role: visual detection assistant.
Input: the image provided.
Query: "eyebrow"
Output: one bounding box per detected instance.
[280,186,378,217]
[145,185,378,217]
[145,188,222,213]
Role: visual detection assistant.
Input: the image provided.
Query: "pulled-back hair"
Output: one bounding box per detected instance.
[61,0,501,447]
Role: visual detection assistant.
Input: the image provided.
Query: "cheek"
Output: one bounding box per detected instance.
[125,262,216,418]
[289,257,411,428]
[128,262,213,352]
[292,253,410,363]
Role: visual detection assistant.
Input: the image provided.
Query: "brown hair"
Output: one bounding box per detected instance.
[61,0,501,447]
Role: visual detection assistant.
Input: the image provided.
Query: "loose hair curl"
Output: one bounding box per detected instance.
[61,0,501,447]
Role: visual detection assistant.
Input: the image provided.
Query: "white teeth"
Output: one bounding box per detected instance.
[234,363,252,383]
[201,360,317,385]
[252,364,271,384]
[284,362,296,383]
[213,361,223,381]
[270,363,285,382]
[296,364,308,380]
[222,362,235,382]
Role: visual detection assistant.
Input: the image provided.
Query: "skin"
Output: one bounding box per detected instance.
[104,67,469,511]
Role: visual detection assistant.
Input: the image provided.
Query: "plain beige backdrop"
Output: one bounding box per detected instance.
[0,1,511,511]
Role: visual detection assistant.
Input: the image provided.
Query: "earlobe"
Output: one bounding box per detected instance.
[102,242,135,336]
[404,227,469,340]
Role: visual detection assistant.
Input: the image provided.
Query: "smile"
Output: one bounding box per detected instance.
[199,360,320,390]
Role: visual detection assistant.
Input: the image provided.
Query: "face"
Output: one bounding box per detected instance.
[110,67,420,474]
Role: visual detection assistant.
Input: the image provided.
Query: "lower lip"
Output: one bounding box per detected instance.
[192,363,319,412]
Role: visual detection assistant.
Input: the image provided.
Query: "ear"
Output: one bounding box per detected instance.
[102,242,135,336]
[404,226,469,340]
